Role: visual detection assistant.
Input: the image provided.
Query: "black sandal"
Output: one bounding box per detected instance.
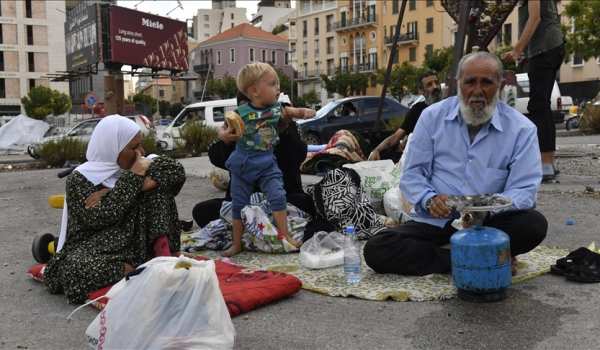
[551,247,600,283]
[550,247,592,276]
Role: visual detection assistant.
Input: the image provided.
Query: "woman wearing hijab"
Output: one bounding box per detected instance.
[44,115,186,304]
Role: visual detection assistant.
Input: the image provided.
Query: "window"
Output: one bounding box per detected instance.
[29,79,36,90]
[326,15,333,32]
[327,58,334,75]
[409,0,416,11]
[335,102,358,118]
[28,52,34,72]
[303,40,307,58]
[27,25,33,45]
[303,62,308,77]
[393,0,399,14]
[159,89,164,98]
[426,18,433,33]
[0,78,4,98]
[391,49,398,64]
[231,13,234,20]
[213,106,226,122]
[25,0,32,18]
[0,52,4,71]
[271,50,276,65]
[0,25,3,45]
[425,44,433,59]
[341,12,347,27]
[496,30,503,45]
[314,39,319,55]
[326,37,334,54]
[231,23,234,28]
[261,49,266,62]
[284,52,288,65]
[204,23,209,28]
[217,51,222,65]
[314,18,319,35]
[503,23,512,45]
[315,61,320,74]
[205,33,210,37]
[173,107,205,127]
[408,21,418,35]
[409,47,416,62]
[302,20,307,37]
[369,52,377,70]
[572,53,583,66]
[249,48,255,61]
[204,15,209,21]
[230,48,235,63]
[426,0,433,7]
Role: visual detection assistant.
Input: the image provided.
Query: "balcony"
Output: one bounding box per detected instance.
[385,32,419,46]
[334,14,377,31]
[193,64,211,74]
[296,70,324,81]
[340,62,378,73]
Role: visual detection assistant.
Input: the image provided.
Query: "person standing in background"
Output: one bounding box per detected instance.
[503,0,565,182]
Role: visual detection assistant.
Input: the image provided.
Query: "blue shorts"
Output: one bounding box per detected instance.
[225,148,286,220]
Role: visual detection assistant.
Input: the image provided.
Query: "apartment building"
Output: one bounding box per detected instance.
[191,3,248,41]
[292,0,338,103]
[0,0,68,116]
[190,23,292,101]
[251,0,295,33]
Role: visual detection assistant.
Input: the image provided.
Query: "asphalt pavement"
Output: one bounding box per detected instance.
[0,134,599,349]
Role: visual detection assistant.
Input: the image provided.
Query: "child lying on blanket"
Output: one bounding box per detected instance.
[222,62,315,257]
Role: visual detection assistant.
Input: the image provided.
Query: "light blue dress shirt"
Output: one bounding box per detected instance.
[400,96,542,228]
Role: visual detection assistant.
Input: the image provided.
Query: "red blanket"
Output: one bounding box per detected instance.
[27,257,302,317]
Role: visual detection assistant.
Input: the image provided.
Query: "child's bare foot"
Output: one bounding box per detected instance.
[285,236,303,248]
[222,244,242,257]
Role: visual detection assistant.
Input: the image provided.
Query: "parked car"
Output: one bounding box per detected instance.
[297,96,409,145]
[27,115,153,159]
[513,73,573,123]
[158,98,237,150]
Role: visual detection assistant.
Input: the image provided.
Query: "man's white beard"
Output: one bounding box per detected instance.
[458,89,499,126]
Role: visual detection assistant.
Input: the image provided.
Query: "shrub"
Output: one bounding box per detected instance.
[142,131,160,155]
[176,121,218,156]
[37,138,87,167]
[21,86,72,120]
[580,104,600,134]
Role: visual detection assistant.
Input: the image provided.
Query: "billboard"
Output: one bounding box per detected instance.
[109,6,189,71]
[65,2,99,71]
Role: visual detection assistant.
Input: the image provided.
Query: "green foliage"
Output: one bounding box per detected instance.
[302,90,320,106]
[37,138,87,167]
[276,69,296,98]
[563,0,600,60]
[176,121,218,156]
[169,102,184,118]
[141,131,160,155]
[321,71,371,97]
[495,45,518,72]
[581,103,600,134]
[132,93,157,115]
[158,100,171,117]
[205,75,238,99]
[377,62,425,99]
[422,46,453,82]
[21,86,72,120]
[272,24,287,35]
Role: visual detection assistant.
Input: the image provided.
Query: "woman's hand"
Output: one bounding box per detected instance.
[368,150,381,161]
[131,150,151,176]
[142,177,158,192]
[85,188,110,208]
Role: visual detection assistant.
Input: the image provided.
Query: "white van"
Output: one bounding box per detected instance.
[513,73,573,123]
[158,98,237,150]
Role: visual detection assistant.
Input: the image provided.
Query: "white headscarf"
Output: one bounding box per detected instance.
[57,115,141,252]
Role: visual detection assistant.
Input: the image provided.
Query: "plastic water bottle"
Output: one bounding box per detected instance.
[343,225,361,285]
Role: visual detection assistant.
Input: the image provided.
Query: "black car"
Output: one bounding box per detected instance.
[297,96,409,145]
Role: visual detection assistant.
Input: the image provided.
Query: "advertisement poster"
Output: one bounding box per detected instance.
[65,2,99,71]
[109,6,189,71]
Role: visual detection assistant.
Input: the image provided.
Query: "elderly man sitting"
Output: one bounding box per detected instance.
[364,51,547,276]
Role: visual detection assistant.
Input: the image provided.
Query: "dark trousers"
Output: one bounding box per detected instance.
[364,209,548,276]
[527,44,565,152]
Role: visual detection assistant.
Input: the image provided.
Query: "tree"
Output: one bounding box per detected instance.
[205,75,237,99]
[302,90,320,107]
[272,24,287,35]
[377,62,424,100]
[423,46,453,82]
[321,71,353,97]
[563,0,600,60]
[276,69,297,99]
[132,92,157,115]
[21,86,72,120]
[158,100,171,117]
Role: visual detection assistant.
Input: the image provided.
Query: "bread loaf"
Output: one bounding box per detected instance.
[225,111,245,137]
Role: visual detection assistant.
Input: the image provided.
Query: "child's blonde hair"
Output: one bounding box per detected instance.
[236,62,279,96]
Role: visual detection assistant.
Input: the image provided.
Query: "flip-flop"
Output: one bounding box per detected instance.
[564,262,600,283]
[550,247,591,276]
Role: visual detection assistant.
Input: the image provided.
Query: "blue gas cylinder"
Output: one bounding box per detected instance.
[450,225,511,302]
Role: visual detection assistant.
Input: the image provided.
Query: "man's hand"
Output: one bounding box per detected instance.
[368,150,381,161]
[218,123,241,144]
[300,108,316,119]
[427,194,451,218]
[131,150,151,176]
[85,188,110,208]
[502,49,522,63]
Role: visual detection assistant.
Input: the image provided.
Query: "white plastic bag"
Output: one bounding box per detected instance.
[299,231,345,269]
[383,134,414,222]
[343,159,400,214]
[85,256,235,350]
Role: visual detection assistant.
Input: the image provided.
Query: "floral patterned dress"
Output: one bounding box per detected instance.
[44,156,185,304]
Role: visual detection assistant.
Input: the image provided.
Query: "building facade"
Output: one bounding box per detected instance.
[251,0,295,33]
[191,4,248,41]
[190,23,292,102]
[291,0,338,104]
[0,0,68,115]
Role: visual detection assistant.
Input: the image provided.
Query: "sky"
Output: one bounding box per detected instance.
[117,1,260,22]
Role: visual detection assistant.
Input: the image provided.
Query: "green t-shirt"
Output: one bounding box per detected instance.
[236,102,282,152]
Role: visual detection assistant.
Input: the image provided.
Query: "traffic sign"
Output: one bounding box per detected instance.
[85,92,97,109]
